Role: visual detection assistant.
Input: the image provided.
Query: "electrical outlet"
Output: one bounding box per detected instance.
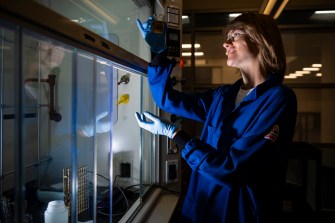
[165,160,178,184]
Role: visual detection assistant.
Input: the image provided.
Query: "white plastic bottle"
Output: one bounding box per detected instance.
[44,200,69,223]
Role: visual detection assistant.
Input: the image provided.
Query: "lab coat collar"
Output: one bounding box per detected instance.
[231,73,281,101]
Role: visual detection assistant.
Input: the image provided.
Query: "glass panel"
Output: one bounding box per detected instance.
[182,31,240,85]
[1,25,16,195]
[34,0,151,61]
[282,31,335,84]
[281,30,335,146]
[141,75,155,186]
[293,88,335,144]
[0,19,155,222]
[22,31,74,222]
[111,66,141,221]
[76,51,96,221]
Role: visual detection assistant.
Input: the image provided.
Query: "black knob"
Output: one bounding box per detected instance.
[50,110,62,122]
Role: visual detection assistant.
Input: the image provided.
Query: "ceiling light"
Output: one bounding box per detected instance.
[229,13,241,18]
[294,73,303,77]
[262,0,277,15]
[285,76,297,79]
[182,15,190,25]
[259,0,289,19]
[80,0,118,24]
[285,77,297,79]
[273,0,289,19]
[182,52,191,56]
[285,73,297,79]
[303,67,320,71]
[182,52,204,57]
[316,73,322,77]
[194,52,204,56]
[296,70,311,75]
[182,43,201,49]
[312,64,322,68]
[182,44,191,49]
[71,17,86,23]
[315,10,335,14]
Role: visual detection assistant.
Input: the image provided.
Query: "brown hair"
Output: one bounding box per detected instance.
[226,13,286,82]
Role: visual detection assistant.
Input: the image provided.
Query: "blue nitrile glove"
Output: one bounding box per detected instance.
[136,16,167,53]
[135,111,177,139]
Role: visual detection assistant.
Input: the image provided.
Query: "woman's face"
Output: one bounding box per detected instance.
[223,29,258,69]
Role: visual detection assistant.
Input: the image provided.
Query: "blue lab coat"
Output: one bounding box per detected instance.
[147,60,297,223]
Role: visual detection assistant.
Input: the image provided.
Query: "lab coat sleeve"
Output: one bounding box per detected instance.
[147,60,215,123]
[181,88,297,189]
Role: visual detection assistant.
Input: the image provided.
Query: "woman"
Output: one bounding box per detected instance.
[136,13,297,223]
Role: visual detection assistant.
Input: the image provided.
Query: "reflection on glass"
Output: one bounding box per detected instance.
[0,19,154,222]
[282,31,335,84]
[24,40,65,123]
[34,0,151,60]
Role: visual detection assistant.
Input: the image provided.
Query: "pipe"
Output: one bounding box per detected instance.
[24,74,62,122]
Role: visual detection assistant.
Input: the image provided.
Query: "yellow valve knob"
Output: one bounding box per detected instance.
[116,94,129,106]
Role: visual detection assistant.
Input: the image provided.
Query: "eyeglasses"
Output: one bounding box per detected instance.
[226,31,246,42]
